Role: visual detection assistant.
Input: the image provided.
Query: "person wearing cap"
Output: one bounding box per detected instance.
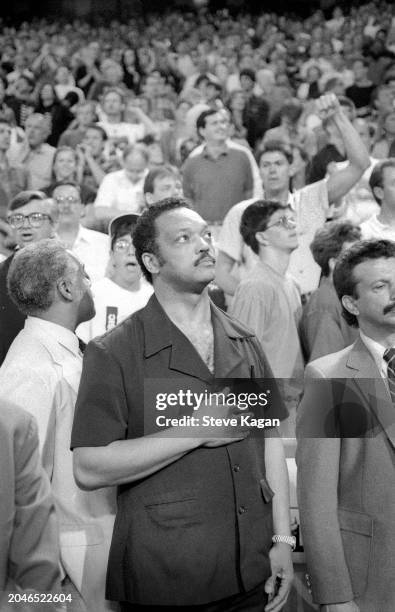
[239,68,270,149]
[77,213,153,342]
[52,180,109,282]
[0,190,58,366]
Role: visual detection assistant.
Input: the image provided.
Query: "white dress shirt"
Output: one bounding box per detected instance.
[70,225,109,283]
[359,330,390,379]
[94,168,146,213]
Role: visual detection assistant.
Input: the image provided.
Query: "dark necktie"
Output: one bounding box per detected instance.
[383,348,395,404]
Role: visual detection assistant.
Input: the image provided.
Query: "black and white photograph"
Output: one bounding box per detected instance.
[0,0,394,610]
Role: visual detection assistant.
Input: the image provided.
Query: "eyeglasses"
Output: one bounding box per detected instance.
[265,216,297,230]
[54,196,80,206]
[8,212,51,229]
[113,239,134,253]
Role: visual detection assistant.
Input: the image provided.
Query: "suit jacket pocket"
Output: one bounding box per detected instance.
[338,507,373,598]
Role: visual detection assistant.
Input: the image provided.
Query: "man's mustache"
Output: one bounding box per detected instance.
[383,303,395,314]
[194,253,216,266]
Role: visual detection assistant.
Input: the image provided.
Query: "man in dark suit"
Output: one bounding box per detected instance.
[72,198,293,611]
[297,239,395,612]
[0,401,60,607]
[0,190,58,365]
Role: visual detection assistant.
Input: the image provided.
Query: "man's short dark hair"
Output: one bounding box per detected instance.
[240,200,285,255]
[7,239,75,316]
[311,221,362,277]
[257,141,293,166]
[239,68,256,82]
[111,221,136,251]
[143,166,180,195]
[196,109,218,135]
[8,190,47,212]
[369,159,395,204]
[85,123,107,140]
[133,197,191,284]
[333,239,395,327]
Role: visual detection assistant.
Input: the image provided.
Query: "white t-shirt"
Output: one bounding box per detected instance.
[360,215,395,242]
[77,277,153,342]
[94,169,147,213]
[217,179,329,294]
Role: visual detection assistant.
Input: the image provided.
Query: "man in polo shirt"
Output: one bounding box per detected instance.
[215,94,370,297]
[182,109,254,223]
[72,198,293,611]
[52,181,109,282]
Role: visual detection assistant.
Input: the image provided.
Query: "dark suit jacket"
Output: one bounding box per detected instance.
[0,402,61,603]
[296,337,395,611]
[72,294,286,605]
[0,255,25,366]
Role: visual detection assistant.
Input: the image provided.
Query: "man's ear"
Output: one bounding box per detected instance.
[145,193,154,206]
[342,294,359,318]
[373,186,383,204]
[141,252,161,277]
[328,256,337,274]
[57,276,74,302]
[255,231,268,248]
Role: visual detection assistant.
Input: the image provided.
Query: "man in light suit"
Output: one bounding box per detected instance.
[0,401,60,607]
[297,239,395,612]
[0,240,118,612]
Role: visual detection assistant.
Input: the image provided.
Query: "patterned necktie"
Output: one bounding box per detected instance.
[383,348,395,404]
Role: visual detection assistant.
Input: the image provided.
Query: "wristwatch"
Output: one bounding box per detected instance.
[272,534,296,550]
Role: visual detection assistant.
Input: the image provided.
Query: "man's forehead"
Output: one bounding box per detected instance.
[53,185,79,197]
[156,208,205,231]
[260,151,288,164]
[354,257,395,280]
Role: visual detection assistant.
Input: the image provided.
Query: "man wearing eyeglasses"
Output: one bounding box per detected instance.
[230,201,304,435]
[0,190,58,365]
[52,181,109,283]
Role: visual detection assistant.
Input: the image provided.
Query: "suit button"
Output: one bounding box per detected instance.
[238,505,247,514]
[233,464,240,472]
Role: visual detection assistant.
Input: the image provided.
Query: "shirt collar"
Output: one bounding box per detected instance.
[263,189,294,209]
[143,293,253,358]
[202,144,229,160]
[359,330,388,374]
[25,316,80,358]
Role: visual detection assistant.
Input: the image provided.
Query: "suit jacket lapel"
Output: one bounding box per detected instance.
[347,338,395,449]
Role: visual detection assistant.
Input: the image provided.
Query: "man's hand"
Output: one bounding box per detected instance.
[264,543,293,612]
[316,93,341,122]
[320,602,360,612]
[195,387,253,448]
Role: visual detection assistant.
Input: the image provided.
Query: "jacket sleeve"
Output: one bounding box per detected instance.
[296,363,354,604]
[7,411,61,593]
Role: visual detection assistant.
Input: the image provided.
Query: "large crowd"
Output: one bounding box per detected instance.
[1,2,395,611]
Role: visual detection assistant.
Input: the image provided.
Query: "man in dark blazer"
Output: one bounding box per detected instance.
[0,190,58,365]
[0,401,61,606]
[297,239,395,612]
[72,198,293,611]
